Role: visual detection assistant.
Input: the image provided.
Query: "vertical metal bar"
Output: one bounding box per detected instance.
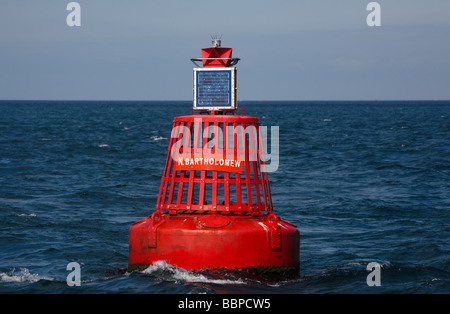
[156,122,175,208]
[167,121,184,205]
[242,123,252,208]
[187,119,199,207]
[234,122,242,207]
[212,121,218,208]
[256,123,268,211]
[249,123,261,210]
[176,120,191,208]
[257,123,272,211]
[223,122,230,210]
[199,120,207,208]
[160,121,179,207]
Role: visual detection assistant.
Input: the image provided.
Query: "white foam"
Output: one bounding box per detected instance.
[150,136,167,141]
[16,213,37,217]
[141,260,245,285]
[0,268,53,283]
[98,144,109,148]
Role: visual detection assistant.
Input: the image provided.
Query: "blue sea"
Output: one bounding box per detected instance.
[0,100,449,294]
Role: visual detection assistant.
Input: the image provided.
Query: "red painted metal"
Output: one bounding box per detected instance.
[201,47,233,67]
[128,42,300,277]
[129,212,299,272]
[128,111,300,275]
[156,115,272,213]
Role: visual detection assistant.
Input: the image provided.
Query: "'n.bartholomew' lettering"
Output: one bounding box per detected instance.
[175,153,242,173]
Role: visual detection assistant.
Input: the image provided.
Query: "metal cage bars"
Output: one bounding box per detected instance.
[156,115,273,213]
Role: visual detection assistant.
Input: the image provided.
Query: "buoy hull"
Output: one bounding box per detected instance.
[128,211,300,276]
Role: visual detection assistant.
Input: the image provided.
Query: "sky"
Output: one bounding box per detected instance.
[1,0,449,101]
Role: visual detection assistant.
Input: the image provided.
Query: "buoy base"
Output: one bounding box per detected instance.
[128,211,300,278]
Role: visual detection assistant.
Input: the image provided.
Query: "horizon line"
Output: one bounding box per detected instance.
[1,99,449,102]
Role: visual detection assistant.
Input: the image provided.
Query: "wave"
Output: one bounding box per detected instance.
[140,260,246,285]
[0,268,54,283]
[150,136,167,141]
[16,213,37,217]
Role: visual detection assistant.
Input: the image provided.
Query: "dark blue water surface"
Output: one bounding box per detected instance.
[0,100,449,294]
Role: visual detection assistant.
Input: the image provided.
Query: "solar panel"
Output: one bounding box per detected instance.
[193,67,237,111]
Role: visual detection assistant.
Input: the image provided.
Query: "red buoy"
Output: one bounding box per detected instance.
[128,39,300,278]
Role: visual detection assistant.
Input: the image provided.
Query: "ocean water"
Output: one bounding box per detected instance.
[0,100,449,294]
